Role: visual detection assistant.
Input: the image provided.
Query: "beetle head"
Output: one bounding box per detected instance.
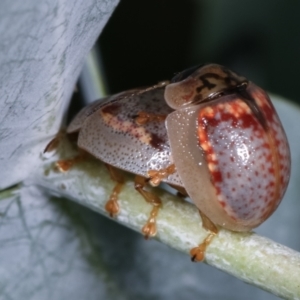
[165,64,248,110]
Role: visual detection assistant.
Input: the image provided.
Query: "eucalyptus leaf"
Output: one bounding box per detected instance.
[0,0,119,189]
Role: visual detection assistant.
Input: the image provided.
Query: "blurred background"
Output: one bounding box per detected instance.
[97,0,300,104]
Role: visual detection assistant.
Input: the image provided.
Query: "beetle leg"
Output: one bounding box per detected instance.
[147,164,176,187]
[134,175,162,239]
[190,210,219,262]
[104,164,125,217]
[44,136,61,153]
[56,150,86,172]
[134,111,166,125]
[44,130,70,153]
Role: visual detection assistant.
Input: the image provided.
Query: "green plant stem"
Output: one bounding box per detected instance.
[33,138,300,299]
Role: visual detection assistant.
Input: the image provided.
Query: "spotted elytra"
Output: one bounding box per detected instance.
[51,63,290,262]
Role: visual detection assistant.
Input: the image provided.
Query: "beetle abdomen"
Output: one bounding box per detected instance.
[198,83,290,226]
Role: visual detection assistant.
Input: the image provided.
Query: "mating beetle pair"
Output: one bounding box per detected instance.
[55,64,291,261]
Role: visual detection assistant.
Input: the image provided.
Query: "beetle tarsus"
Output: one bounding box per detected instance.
[189,211,218,262]
[190,232,216,262]
[56,152,86,172]
[105,182,123,217]
[142,205,160,238]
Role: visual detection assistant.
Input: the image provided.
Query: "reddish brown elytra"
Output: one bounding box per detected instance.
[53,64,291,262]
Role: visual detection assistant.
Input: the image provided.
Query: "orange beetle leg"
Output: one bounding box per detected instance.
[104,164,125,217]
[147,164,176,187]
[134,175,162,239]
[190,210,219,262]
[55,150,86,172]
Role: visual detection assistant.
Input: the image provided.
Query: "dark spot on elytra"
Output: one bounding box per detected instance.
[101,103,121,115]
[212,171,222,182]
[150,133,165,150]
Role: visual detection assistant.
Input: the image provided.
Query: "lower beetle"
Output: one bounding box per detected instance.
[53,64,291,261]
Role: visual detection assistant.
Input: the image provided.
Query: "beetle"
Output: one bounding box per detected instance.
[54,64,291,261]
